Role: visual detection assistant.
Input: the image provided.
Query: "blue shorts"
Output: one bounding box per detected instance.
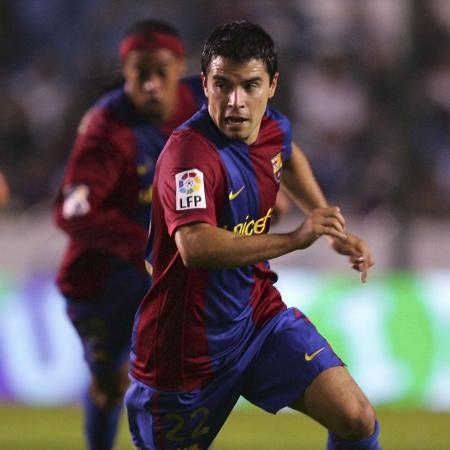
[65,262,150,376]
[125,307,343,449]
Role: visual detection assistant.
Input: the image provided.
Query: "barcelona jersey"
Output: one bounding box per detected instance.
[130,105,294,390]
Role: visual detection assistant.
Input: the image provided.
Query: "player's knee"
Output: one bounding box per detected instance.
[90,384,125,409]
[90,374,129,408]
[110,381,128,404]
[338,401,376,440]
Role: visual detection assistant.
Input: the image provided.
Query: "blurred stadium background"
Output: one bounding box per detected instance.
[0,0,449,449]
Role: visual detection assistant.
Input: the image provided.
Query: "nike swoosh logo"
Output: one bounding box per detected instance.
[304,347,326,362]
[229,185,245,200]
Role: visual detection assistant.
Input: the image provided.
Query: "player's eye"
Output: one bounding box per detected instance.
[214,81,230,91]
[245,81,260,91]
[157,66,168,78]
[136,67,149,81]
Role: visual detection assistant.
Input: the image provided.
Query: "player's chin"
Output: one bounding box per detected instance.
[143,107,165,121]
[223,127,249,141]
[140,100,165,119]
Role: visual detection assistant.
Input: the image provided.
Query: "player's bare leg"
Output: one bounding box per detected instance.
[290,366,381,448]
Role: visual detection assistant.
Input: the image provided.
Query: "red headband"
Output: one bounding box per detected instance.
[119,31,185,61]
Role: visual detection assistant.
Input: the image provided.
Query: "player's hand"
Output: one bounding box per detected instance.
[293,207,347,250]
[329,233,374,283]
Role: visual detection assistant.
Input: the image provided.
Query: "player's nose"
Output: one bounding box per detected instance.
[143,75,161,92]
[227,87,245,109]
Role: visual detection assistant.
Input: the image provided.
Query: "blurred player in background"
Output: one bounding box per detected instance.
[0,170,10,207]
[125,21,382,450]
[53,19,204,450]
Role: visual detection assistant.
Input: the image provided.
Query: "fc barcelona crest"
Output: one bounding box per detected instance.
[271,152,283,183]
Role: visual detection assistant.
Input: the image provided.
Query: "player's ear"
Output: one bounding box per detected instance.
[268,72,279,98]
[176,56,187,77]
[121,58,130,81]
[201,72,208,97]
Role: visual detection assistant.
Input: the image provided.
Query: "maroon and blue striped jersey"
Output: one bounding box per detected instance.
[130,105,293,391]
[54,76,204,299]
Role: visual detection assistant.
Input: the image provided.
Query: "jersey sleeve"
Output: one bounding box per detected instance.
[156,129,225,236]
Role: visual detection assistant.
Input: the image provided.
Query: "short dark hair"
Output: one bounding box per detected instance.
[123,19,181,39]
[201,20,278,82]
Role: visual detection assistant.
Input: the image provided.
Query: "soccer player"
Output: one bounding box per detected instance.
[53,20,204,450]
[125,20,382,450]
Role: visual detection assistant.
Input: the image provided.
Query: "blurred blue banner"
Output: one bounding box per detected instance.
[0,270,449,409]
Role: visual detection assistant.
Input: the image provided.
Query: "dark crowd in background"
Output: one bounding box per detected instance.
[1,0,449,216]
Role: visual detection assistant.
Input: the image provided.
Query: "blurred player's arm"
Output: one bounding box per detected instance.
[54,133,147,263]
[281,142,374,281]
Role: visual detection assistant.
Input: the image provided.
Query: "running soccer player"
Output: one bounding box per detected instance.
[125,21,382,450]
[53,20,204,450]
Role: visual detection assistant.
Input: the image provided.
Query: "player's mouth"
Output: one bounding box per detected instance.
[225,116,248,125]
[143,96,162,106]
[140,98,165,120]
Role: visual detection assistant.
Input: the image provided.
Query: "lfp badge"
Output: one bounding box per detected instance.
[175,169,207,210]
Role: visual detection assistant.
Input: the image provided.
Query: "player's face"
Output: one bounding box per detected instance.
[123,48,186,122]
[202,56,278,144]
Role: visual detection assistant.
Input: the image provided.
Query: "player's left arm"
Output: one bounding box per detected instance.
[327,232,374,283]
[282,142,374,282]
[281,142,328,212]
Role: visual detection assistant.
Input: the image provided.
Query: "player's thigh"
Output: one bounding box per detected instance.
[65,278,146,374]
[125,374,242,450]
[242,308,343,414]
[290,365,376,438]
[66,307,128,374]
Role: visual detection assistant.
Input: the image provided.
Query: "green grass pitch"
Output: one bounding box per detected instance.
[0,404,449,449]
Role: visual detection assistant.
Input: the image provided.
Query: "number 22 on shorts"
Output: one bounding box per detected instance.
[164,406,210,447]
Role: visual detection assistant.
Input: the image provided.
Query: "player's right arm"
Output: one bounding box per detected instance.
[175,208,347,268]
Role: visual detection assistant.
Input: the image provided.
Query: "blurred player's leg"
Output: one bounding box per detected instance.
[84,362,129,450]
[84,394,120,450]
[290,366,382,449]
[65,269,147,450]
